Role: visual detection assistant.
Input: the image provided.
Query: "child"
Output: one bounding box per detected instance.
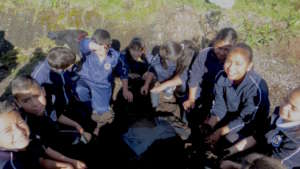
[11,76,92,150]
[150,40,198,140]
[183,27,238,112]
[114,37,155,124]
[31,47,95,134]
[150,40,198,104]
[204,43,270,152]
[221,87,300,169]
[0,101,86,169]
[76,29,132,133]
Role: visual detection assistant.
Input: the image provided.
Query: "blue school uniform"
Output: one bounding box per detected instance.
[76,38,128,114]
[31,60,72,110]
[262,108,300,169]
[188,47,224,107]
[211,70,270,142]
[146,54,176,83]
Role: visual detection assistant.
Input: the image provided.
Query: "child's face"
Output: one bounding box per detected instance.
[129,47,143,59]
[0,111,30,151]
[224,51,252,83]
[91,41,109,57]
[16,87,46,116]
[214,41,232,61]
[280,91,300,122]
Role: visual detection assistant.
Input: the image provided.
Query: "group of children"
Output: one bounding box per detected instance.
[0,27,299,169]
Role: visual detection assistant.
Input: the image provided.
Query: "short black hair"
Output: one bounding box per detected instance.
[128,37,145,51]
[47,47,76,70]
[230,43,253,62]
[91,29,111,46]
[211,27,238,47]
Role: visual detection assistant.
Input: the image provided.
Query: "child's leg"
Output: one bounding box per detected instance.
[89,85,114,135]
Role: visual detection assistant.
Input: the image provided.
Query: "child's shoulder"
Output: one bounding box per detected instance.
[31,59,51,84]
[215,70,228,85]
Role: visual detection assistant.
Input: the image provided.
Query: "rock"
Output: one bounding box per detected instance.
[208,0,235,9]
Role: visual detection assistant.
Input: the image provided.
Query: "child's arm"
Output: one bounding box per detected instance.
[183,86,198,110]
[225,136,257,157]
[57,114,84,134]
[220,160,242,169]
[39,158,74,169]
[141,71,155,95]
[121,79,133,102]
[151,75,183,93]
[45,147,86,169]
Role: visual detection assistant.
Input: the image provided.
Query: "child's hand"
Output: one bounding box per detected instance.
[71,160,87,169]
[123,89,133,102]
[205,129,222,146]
[183,99,195,110]
[141,84,149,95]
[75,125,84,135]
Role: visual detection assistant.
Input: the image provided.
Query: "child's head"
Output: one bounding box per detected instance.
[128,37,145,59]
[280,87,300,122]
[0,101,30,151]
[224,43,253,84]
[91,29,111,55]
[212,27,238,48]
[159,41,183,62]
[11,76,46,116]
[175,40,198,75]
[212,28,238,61]
[47,46,76,71]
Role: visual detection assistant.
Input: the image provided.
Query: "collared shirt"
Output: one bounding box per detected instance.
[146,54,176,82]
[188,48,224,101]
[78,38,128,88]
[264,109,300,169]
[211,70,270,134]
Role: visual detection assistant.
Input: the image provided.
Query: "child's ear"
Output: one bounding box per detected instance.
[247,62,253,71]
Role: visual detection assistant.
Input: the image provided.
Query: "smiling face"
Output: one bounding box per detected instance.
[0,111,30,151]
[15,87,46,116]
[224,50,253,84]
[280,89,300,122]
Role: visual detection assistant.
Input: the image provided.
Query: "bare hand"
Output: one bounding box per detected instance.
[123,89,133,102]
[140,85,149,95]
[183,99,195,110]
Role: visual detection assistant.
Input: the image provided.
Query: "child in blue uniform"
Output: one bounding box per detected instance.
[221,87,300,169]
[114,37,155,125]
[150,40,198,140]
[31,47,96,134]
[75,29,132,134]
[204,43,270,152]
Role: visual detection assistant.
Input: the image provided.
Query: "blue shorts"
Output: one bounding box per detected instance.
[75,79,112,114]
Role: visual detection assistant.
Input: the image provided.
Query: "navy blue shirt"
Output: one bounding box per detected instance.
[31,60,73,114]
[78,38,128,88]
[260,108,300,169]
[188,47,224,103]
[211,70,270,135]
